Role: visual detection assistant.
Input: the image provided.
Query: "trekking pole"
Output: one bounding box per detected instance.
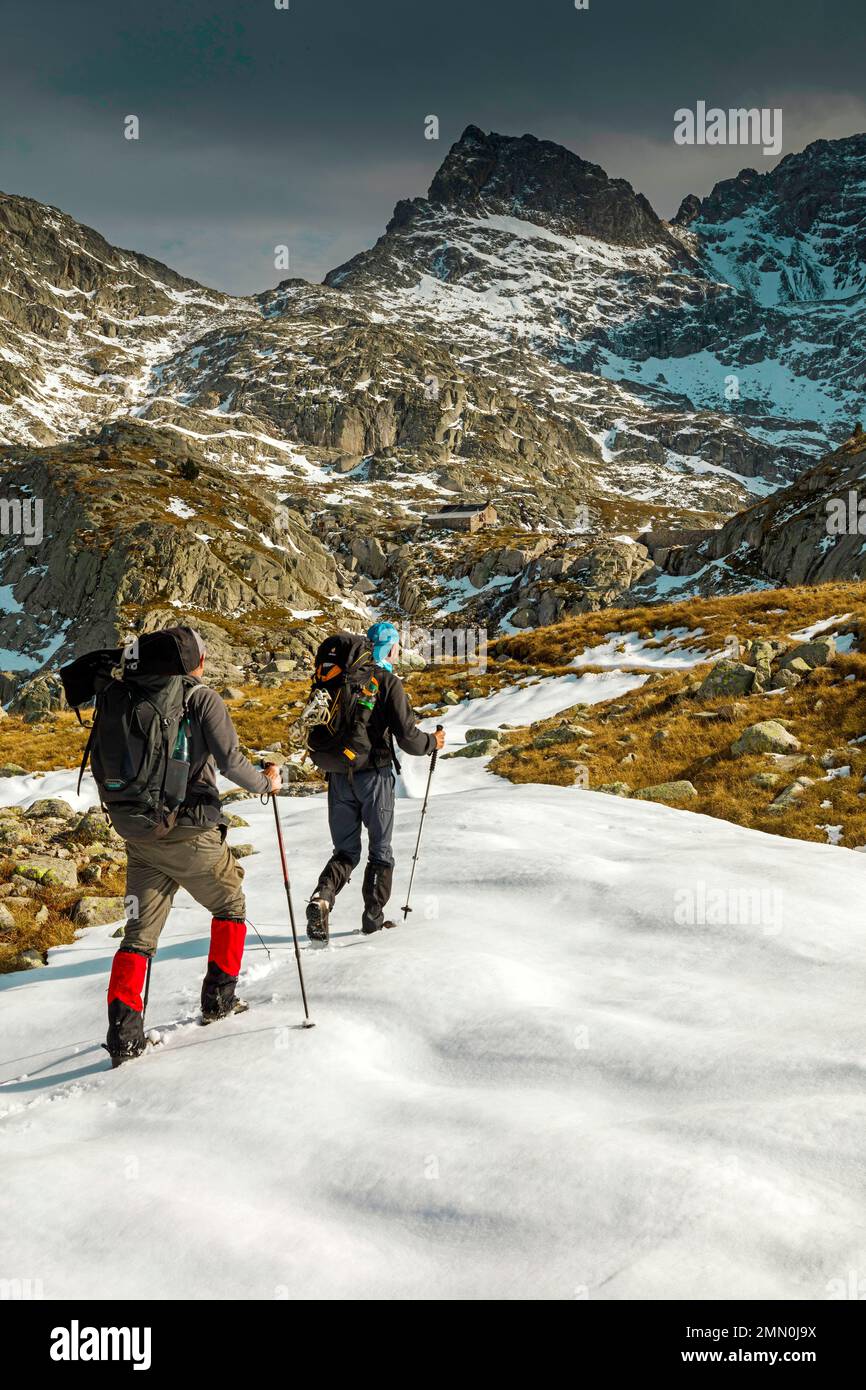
[401,725,444,921]
[267,777,315,1029]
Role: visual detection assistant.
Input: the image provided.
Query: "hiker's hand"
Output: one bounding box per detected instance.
[433,729,445,750]
[264,763,282,794]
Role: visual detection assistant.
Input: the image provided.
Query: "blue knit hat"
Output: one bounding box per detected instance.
[367,620,399,670]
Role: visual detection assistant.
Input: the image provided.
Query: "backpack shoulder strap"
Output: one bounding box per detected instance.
[76,714,98,796]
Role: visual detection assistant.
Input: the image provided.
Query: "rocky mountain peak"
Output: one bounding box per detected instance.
[681,132,866,243]
[419,125,674,247]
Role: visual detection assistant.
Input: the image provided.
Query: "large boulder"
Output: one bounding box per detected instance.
[778,637,835,670]
[8,672,67,720]
[730,721,801,757]
[696,660,755,699]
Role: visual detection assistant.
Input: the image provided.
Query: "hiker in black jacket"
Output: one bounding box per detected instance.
[306,621,444,944]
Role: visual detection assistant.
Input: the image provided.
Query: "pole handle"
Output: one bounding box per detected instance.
[430,723,444,772]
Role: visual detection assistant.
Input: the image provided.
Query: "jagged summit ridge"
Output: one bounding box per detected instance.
[421,125,673,247]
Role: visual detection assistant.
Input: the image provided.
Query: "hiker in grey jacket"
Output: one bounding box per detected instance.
[105,629,281,1064]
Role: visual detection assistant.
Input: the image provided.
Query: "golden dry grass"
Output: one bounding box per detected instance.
[493,579,866,667]
[491,654,866,847]
[0,856,126,971]
[0,711,90,773]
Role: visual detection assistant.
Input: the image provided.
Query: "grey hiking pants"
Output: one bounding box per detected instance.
[314,765,396,929]
[120,824,247,956]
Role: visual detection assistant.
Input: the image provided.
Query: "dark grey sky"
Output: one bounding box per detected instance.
[2,0,865,294]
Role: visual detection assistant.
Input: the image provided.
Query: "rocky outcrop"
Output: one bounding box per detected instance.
[0,422,350,680]
[639,433,866,595]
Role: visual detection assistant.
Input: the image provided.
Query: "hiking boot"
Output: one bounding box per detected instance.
[201,996,249,1025]
[201,959,241,1019]
[362,917,400,935]
[306,897,330,946]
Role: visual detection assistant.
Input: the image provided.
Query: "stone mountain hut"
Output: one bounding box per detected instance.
[425,500,498,534]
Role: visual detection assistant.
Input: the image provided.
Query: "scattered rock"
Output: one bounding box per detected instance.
[69,808,119,845]
[696,659,755,699]
[16,949,46,969]
[767,777,815,811]
[531,724,583,748]
[464,727,501,743]
[12,856,79,888]
[730,720,801,757]
[819,748,850,769]
[447,738,500,759]
[0,763,27,777]
[717,702,750,722]
[23,798,76,821]
[747,639,776,670]
[71,896,126,927]
[0,822,33,848]
[750,772,782,788]
[229,843,257,859]
[779,637,835,670]
[597,782,631,797]
[770,753,812,771]
[633,780,698,803]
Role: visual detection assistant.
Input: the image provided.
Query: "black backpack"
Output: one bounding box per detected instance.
[305,632,383,775]
[60,632,198,839]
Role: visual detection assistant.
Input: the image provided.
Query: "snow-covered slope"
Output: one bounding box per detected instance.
[327,126,866,482]
[0,191,253,447]
[2,683,864,1300]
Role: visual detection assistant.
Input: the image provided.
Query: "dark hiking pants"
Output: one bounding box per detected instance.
[315,765,396,930]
